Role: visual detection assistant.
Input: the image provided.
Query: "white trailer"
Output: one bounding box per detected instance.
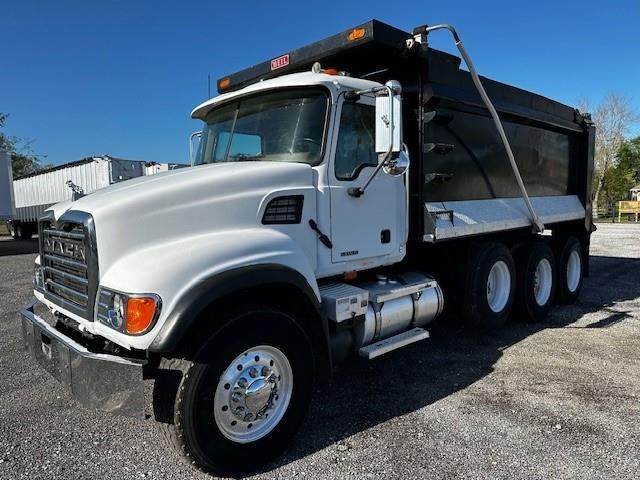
[7,156,178,239]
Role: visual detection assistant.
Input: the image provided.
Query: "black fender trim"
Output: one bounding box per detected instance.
[148,265,329,373]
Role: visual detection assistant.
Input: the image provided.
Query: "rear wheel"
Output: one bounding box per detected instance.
[514,242,556,321]
[556,236,584,304]
[18,224,32,239]
[463,242,516,331]
[8,222,19,240]
[155,307,314,476]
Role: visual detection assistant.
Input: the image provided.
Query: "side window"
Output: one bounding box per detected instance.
[335,103,377,180]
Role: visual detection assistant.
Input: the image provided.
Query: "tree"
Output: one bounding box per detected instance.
[596,136,640,215]
[0,111,49,177]
[578,94,639,213]
[616,136,640,186]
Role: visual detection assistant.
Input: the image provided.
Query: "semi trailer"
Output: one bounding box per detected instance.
[20,20,594,475]
[5,155,182,239]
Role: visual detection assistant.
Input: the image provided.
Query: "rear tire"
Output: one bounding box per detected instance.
[463,242,516,331]
[18,225,32,239]
[555,236,584,304]
[154,307,314,476]
[8,222,19,240]
[514,241,556,322]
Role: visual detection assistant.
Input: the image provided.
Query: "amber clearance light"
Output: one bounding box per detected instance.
[218,77,231,91]
[347,27,366,41]
[125,296,160,335]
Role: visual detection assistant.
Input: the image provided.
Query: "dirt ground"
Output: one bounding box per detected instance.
[0,223,638,479]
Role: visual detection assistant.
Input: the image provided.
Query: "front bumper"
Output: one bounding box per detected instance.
[20,297,145,418]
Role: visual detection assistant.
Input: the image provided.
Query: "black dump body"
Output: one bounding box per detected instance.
[218,19,595,241]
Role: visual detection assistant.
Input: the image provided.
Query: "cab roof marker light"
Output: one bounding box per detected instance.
[218,77,231,91]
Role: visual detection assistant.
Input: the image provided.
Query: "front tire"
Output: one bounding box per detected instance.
[155,307,314,476]
[463,242,516,331]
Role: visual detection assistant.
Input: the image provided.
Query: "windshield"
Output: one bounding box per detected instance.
[194,88,329,166]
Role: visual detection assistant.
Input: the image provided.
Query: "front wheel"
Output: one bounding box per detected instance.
[155,307,314,476]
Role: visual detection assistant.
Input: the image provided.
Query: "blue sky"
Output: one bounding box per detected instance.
[1,0,639,166]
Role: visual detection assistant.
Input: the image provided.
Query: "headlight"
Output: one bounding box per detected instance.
[96,287,161,335]
[33,264,45,291]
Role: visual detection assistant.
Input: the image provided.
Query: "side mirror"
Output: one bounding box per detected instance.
[347,80,404,198]
[383,145,410,177]
[189,131,202,166]
[375,80,402,157]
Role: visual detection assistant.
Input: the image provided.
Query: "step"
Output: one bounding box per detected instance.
[358,327,430,360]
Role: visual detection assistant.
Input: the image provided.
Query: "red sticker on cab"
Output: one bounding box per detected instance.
[271,54,290,71]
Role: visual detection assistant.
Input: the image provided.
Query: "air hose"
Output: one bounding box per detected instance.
[424,24,544,233]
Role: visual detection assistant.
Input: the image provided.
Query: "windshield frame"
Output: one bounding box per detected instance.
[194,86,332,167]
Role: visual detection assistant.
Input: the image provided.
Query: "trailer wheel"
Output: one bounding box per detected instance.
[154,306,314,476]
[463,242,516,331]
[514,242,556,322]
[18,225,32,240]
[556,236,584,304]
[8,222,19,240]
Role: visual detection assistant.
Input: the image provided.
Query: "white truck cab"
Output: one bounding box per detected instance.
[21,20,594,475]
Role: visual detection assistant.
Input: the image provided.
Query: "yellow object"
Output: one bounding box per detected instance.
[218,77,231,91]
[617,200,640,222]
[348,27,366,41]
[125,297,159,335]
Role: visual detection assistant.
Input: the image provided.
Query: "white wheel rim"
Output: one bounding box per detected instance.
[486,260,511,313]
[213,345,293,444]
[566,250,581,293]
[533,258,553,306]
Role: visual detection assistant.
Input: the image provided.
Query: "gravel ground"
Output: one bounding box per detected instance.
[0,224,639,479]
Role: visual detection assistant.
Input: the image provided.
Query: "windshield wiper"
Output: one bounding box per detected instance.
[234,154,265,162]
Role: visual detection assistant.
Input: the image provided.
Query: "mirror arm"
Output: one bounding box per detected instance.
[189,131,202,166]
[348,84,395,198]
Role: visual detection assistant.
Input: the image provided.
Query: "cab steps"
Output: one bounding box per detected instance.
[358,327,429,360]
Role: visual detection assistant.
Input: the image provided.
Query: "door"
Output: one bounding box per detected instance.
[329,97,407,264]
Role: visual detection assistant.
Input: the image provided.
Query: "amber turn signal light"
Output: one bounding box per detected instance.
[125,296,159,335]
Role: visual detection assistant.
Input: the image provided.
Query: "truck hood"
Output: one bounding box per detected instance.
[48,161,315,274]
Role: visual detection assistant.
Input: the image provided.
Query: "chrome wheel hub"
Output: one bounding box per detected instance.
[214,346,293,443]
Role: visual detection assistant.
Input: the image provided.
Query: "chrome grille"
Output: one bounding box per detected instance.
[95,289,112,325]
[40,221,92,318]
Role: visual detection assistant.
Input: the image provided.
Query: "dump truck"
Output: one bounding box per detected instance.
[5,155,181,239]
[20,20,595,475]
